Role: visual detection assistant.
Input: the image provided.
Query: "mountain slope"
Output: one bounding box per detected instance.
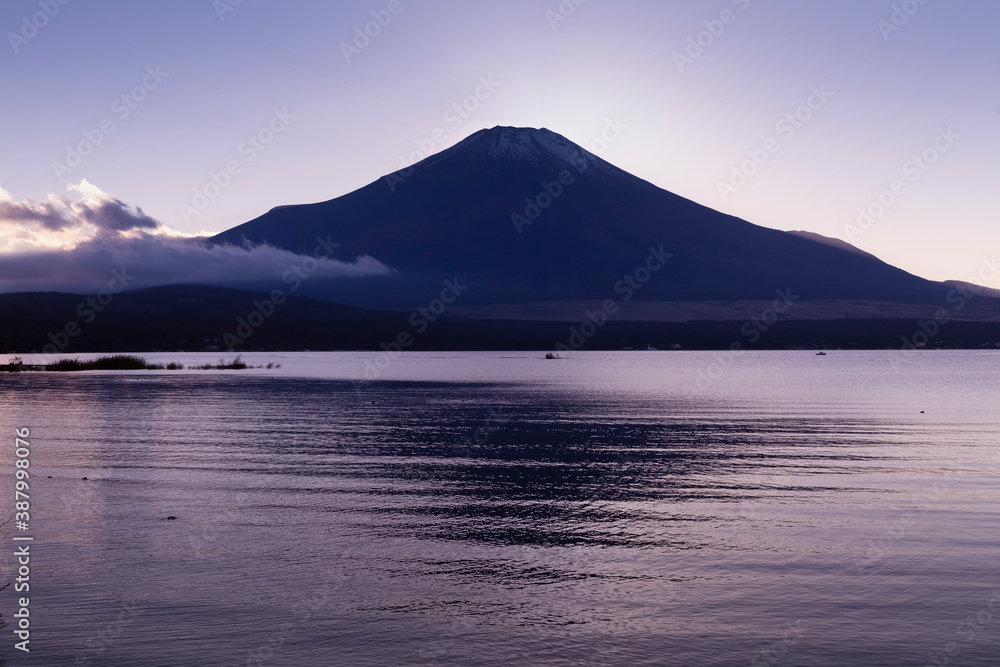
[211,126,951,309]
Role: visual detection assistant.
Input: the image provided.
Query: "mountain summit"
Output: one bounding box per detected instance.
[211,126,951,310]
[411,126,639,183]
[434,126,588,165]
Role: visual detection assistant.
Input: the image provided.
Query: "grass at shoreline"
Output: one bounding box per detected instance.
[2,354,281,372]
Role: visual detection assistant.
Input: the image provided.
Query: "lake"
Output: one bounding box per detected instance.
[1,351,999,666]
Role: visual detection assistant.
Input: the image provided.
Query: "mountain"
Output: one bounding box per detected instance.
[211,126,962,311]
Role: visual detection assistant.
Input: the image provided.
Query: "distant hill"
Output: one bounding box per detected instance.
[0,285,400,354]
[3,285,1000,353]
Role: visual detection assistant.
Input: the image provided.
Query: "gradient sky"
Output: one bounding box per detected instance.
[1,0,997,285]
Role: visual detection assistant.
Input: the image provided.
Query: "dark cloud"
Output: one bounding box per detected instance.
[0,182,393,293]
[0,198,69,231]
[1,181,159,234]
[77,198,160,232]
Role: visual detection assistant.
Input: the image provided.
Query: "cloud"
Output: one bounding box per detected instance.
[0,180,157,235]
[0,181,393,293]
[70,182,160,232]
[0,193,69,231]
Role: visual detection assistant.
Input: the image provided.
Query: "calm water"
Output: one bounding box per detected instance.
[1,351,999,666]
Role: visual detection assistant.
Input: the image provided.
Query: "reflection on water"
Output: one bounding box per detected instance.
[0,352,998,666]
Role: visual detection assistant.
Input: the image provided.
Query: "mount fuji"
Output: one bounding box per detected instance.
[211,126,968,314]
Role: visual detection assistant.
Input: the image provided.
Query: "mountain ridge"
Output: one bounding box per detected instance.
[4,284,1000,353]
[210,126,968,311]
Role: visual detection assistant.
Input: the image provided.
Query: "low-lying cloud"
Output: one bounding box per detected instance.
[0,181,392,293]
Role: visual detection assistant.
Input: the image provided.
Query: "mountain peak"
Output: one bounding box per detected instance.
[458,125,582,163]
[411,125,641,188]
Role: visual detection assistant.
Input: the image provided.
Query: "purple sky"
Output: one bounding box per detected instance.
[1,0,997,288]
